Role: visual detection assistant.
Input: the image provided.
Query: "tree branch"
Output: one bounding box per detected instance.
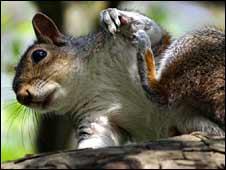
[1,133,225,169]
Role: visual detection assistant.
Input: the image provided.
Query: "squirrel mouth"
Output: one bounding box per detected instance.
[28,89,56,109]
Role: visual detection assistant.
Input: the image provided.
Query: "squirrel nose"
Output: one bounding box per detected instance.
[16,85,33,105]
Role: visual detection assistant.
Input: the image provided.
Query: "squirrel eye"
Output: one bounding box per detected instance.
[32,49,47,64]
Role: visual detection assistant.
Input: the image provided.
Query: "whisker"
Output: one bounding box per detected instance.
[20,106,27,150]
[27,109,35,149]
[31,110,39,138]
[42,70,58,82]
[33,109,40,129]
[5,102,22,126]
[38,70,59,89]
[42,112,49,120]
[5,103,23,143]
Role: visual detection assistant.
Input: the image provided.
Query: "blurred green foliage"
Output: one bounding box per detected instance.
[148,5,169,25]
[1,101,38,162]
[1,2,37,162]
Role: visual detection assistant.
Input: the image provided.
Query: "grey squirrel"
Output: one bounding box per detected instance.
[13,8,225,149]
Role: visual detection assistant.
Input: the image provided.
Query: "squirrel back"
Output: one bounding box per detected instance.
[136,27,225,133]
[159,27,225,127]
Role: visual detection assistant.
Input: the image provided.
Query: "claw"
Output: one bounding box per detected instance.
[101,9,120,34]
[109,8,121,27]
[108,25,117,34]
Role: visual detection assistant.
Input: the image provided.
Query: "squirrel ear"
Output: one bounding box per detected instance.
[32,13,65,45]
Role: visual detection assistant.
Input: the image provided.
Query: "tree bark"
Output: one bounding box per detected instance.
[1,133,225,169]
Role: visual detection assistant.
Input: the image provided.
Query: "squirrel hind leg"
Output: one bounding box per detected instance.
[145,48,158,88]
[134,31,160,99]
[176,114,225,137]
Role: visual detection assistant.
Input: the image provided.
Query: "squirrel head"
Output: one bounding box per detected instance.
[13,13,83,113]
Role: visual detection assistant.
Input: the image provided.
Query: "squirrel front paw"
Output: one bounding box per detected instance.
[100,8,151,36]
[100,8,121,34]
[100,8,164,47]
